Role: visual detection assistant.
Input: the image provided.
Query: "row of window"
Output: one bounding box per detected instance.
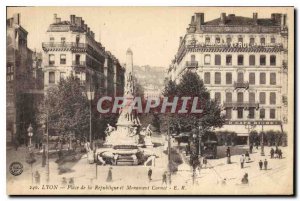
[204,72,277,85]
[7,66,14,73]
[225,108,276,119]
[48,71,66,84]
[205,36,276,45]
[49,54,82,65]
[7,75,14,81]
[215,91,277,105]
[50,36,80,44]
[197,54,277,66]
[48,71,85,84]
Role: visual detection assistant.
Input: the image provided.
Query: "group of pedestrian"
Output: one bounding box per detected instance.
[61,177,75,186]
[270,147,283,159]
[258,159,268,170]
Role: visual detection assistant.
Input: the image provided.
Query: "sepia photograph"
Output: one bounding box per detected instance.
[5,6,294,195]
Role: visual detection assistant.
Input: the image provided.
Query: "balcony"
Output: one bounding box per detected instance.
[282,60,288,70]
[234,81,249,89]
[185,61,198,68]
[72,61,86,67]
[42,42,87,51]
[223,101,259,109]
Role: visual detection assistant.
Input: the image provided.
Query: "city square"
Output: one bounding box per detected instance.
[6,7,293,195]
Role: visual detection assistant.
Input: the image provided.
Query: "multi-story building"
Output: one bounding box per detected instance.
[42,14,125,97]
[168,12,288,144]
[7,13,43,144]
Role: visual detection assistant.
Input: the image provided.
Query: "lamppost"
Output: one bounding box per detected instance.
[198,122,203,157]
[86,89,95,146]
[27,124,33,148]
[245,115,256,146]
[42,118,49,183]
[260,117,265,156]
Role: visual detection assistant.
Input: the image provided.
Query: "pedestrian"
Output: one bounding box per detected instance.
[278,149,283,159]
[226,147,231,164]
[240,155,245,169]
[241,173,249,185]
[256,142,259,150]
[14,139,19,151]
[62,177,67,186]
[226,147,231,157]
[148,168,152,182]
[34,171,40,185]
[106,167,113,182]
[270,148,274,159]
[245,151,250,163]
[203,156,207,168]
[264,159,268,170]
[69,177,74,186]
[162,171,167,185]
[249,144,253,154]
[259,160,263,170]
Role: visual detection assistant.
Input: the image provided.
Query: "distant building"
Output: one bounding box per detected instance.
[133,65,166,99]
[7,13,43,143]
[168,12,288,144]
[42,14,125,97]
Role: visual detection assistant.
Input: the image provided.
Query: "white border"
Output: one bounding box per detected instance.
[1,0,299,200]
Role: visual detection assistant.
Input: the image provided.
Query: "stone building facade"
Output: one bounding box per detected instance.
[42,14,125,97]
[7,13,43,144]
[168,12,289,144]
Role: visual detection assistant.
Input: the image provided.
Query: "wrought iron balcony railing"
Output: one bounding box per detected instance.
[234,81,249,89]
[72,61,86,67]
[282,60,288,70]
[42,42,87,49]
[223,101,259,109]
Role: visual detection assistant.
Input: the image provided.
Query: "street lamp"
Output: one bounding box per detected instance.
[42,120,50,183]
[260,117,265,156]
[245,115,256,146]
[198,122,203,157]
[27,124,33,148]
[86,89,95,147]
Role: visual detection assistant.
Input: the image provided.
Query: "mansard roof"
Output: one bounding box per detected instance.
[204,16,280,26]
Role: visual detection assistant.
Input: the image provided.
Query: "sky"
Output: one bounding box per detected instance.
[7,7,291,68]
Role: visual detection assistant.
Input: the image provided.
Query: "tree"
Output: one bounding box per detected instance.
[38,75,90,142]
[162,71,225,132]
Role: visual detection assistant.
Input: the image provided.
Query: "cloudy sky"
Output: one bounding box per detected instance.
[7,7,290,67]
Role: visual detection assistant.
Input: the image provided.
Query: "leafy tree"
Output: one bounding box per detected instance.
[38,75,90,142]
[162,71,225,132]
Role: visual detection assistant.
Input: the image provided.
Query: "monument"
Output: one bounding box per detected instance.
[96,49,155,166]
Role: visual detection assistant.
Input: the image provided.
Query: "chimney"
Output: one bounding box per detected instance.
[75,17,82,27]
[87,27,90,35]
[220,13,226,25]
[281,14,287,29]
[84,24,88,31]
[179,36,183,45]
[13,13,20,25]
[56,17,61,23]
[191,16,195,24]
[70,15,76,25]
[271,13,282,24]
[81,20,85,28]
[195,13,204,31]
[53,13,57,24]
[253,13,258,25]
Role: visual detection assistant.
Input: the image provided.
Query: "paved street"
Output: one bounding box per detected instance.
[7,134,291,195]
